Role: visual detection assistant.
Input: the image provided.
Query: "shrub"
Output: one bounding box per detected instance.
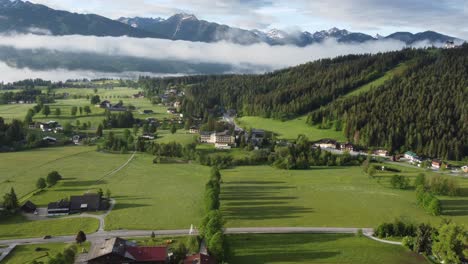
[390,175,410,189]
[46,171,62,186]
[414,173,426,187]
[402,236,415,250]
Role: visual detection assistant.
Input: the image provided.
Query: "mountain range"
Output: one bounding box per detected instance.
[0,0,461,46]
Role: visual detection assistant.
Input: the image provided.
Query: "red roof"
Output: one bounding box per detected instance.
[126,246,167,262]
[184,253,216,264]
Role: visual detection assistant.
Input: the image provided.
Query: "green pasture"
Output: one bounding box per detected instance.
[220,166,468,227]
[0,215,99,240]
[226,234,429,264]
[237,116,346,141]
[3,242,90,264]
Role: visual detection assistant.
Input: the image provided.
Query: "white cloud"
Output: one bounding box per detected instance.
[0,33,424,70]
[0,62,178,82]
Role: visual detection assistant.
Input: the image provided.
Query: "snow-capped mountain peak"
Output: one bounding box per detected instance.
[266,29,288,39]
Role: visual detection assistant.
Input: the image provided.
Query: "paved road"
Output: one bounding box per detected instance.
[0,227,378,246]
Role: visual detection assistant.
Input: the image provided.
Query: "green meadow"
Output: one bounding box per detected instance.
[220,166,468,228]
[0,215,99,240]
[226,234,429,264]
[0,146,209,232]
[3,242,90,264]
[237,116,346,141]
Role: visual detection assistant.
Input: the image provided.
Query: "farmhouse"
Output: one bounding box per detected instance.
[340,142,354,152]
[250,129,265,146]
[314,139,338,149]
[47,200,70,216]
[132,92,145,99]
[21,200,37,213]
[42,136,57,144]
[404,151,423,163]
[374,149,389,157]
[462,166,468,173]
[69,193,103,214]
[87,237,167,264]
[432,159,443,169]
[99,100,112,109]
[189,126,200,134]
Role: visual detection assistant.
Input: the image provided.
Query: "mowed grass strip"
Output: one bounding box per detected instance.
[104,155,210,230]
[220,166,467,228]
[344,63,409,98]
[226,234,429,264]
[0,215,99,240]
[237,116,346,141]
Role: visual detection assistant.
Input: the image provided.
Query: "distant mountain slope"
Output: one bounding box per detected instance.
[118,16,461,46]
[385,31,456,44]
[0,46,259,74]
[0,0,459,46]
[0,0,162,38]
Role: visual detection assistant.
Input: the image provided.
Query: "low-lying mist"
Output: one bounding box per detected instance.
[0,33,440,82]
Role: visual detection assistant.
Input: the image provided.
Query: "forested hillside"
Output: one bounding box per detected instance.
[309,46,468,160]
[170,50,416,119]
[140,45,467,160]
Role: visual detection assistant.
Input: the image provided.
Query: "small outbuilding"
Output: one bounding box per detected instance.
[21,200,37,213]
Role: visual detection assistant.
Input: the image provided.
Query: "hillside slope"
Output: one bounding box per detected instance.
[308,46,467,160]
[142,46,467,159]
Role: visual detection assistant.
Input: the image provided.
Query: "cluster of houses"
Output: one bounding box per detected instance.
[98,100,127,112]
[29,120,63,133]
[86,237,215,264]
[47,193,105,216]
[404,151,468,172]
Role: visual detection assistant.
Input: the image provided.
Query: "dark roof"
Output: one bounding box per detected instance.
[88,237,167,263]
[88,237,134,261]
[48,200,70,210]
[70,193,101,211]
[184,253,216,264]
[21,200,37,212]
[126,246,167,262]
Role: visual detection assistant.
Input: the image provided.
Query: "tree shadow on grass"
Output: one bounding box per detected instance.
[226,234,347,263]
[111,203,149,211]
[441,199,468,216]
[61,180,107,187]
[221,180,312,221]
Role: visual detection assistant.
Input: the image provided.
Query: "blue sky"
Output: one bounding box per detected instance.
[29,0,468,39]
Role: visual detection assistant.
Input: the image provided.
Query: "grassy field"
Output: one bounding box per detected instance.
[344,63,409,98]
[220,166,468,227]
[0,146,131,201]
[226,234,429,264]
[103,155,210,230]
[3,242,90,264]
[0,215,99,240]
[237,116,346,141]
[0,146,210,231]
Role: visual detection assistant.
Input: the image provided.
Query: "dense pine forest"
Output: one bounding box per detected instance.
[309,46,467,160]
[140,45,467,160]
[140,50,418,118]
